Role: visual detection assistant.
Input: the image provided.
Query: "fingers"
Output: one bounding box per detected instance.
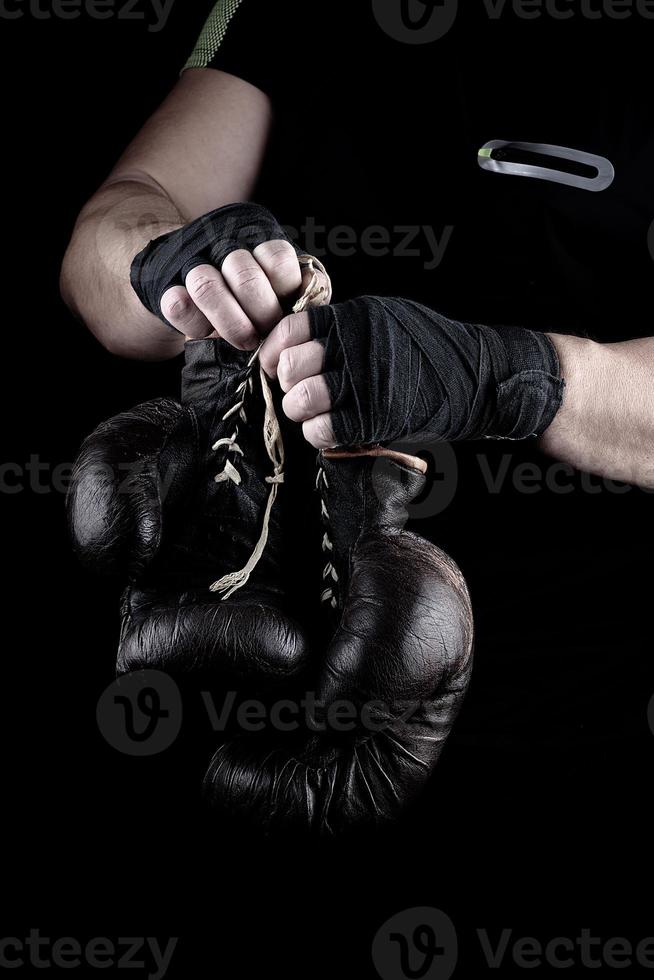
[253,239,303,301]
[260,309,335,447]
[166,258,336,448]
[160,285,216,340]
[163,241,304,349]
[277,340,325,393]
[259,312,312,379]
[302,413,337,450]
[221,248,285,335]
[171,260,335,445]
[282,374,332,423]
[185,264,259,350]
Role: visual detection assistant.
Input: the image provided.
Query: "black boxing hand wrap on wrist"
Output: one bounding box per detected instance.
[309,297,565,446]
[130,202,300,327]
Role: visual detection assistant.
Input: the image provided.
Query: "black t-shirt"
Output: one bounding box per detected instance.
[182,2,653,753]
[184,0,654,337]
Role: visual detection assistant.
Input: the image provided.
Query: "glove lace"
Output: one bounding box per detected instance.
[209,256,331,600]
[316,463,339,610]
[211,349,258,487]
[209,349,285,599]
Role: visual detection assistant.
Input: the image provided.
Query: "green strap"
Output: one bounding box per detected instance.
[183,0,246,71]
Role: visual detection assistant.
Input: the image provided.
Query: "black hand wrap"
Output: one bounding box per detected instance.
[309,296,565,446]
[130,202,299,326]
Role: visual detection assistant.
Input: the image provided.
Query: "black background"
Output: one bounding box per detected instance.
[2,2,654,977]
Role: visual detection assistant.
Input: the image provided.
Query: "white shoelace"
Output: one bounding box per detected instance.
[209,256,332,600]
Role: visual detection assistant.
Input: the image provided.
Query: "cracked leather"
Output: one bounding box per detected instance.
[69,338,474,833]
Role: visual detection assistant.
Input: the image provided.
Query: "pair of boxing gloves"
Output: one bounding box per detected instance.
[68,203,565,833]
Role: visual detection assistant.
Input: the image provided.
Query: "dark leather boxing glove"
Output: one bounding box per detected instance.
[309,296,565,446]
[67,397,196,579]
[70,335,474,832]
[131,202,305,329]
[68,338,309,686]
[203,445,474,834]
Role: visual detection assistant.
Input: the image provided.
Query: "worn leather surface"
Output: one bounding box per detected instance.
[204,452,474,833]
[69,338,308,685]
[69,338,474,832]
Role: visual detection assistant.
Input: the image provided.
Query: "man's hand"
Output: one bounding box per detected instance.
[260,296,564,449]
[61,69,276,361]
[131,203,314,349]
[159,237,301,348]
[259,310,335,448]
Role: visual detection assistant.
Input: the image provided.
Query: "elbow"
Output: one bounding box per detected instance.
[89,314,184,363]
[99,334,183,362]
[59,234,181,363]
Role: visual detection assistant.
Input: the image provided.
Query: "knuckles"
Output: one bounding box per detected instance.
[263,244,302,291]
[229,264,266,290]
[161,289,193,323]
[256,239,298,267]
[276,314,298,346]
[260,314,298,377]
[277,347,295,390]
[296,379,314,416]
[221,318,258,349]
[303,415,336,449]
[186,271,226,303]
[282,377,321,422]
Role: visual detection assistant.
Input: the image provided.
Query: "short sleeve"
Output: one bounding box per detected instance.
[182,0,300,99]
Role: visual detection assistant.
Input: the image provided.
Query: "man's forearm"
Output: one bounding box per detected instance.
[60,176,185,360]
[540,333,654,488]
[61,70,273,360]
